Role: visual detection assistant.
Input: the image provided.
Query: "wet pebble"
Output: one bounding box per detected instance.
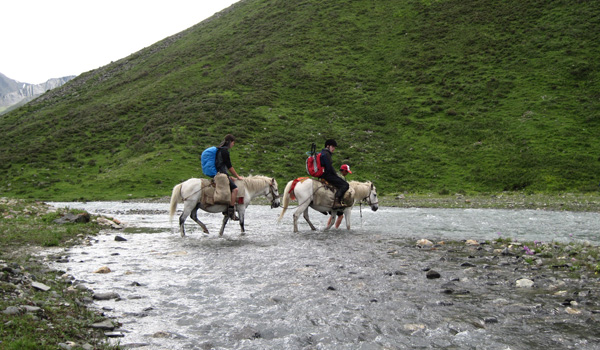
[93,292,120,300]
[90,320,116,330]
[484,316,499,324]
[426,270,441,279]
[516,278,534,288]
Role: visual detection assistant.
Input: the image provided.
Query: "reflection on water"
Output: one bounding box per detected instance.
[46,202,600,349]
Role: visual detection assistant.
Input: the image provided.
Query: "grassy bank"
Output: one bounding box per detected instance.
[0,198,117,350]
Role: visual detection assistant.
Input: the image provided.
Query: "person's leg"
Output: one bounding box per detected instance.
[228,179,239,220]
[335,214,344,228]
[329,177,349,204]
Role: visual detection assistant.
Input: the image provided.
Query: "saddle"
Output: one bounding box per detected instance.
[200,173,232,206]
[313,179,354,208]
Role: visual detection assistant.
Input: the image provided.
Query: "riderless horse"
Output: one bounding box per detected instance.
[170,175,280,237]
[278,178,378,233]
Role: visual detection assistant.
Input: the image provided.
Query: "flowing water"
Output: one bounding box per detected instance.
[47,202,600,350]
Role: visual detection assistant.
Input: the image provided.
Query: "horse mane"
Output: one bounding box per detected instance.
[240,175,274,193]
[349,180,372,200]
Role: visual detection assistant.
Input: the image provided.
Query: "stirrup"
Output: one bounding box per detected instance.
[332,200,344,210]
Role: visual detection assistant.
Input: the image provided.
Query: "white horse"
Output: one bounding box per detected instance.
[278,179,378,233]
[169,175,280,237]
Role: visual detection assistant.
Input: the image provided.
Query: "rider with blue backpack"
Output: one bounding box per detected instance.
[201,134,243,220]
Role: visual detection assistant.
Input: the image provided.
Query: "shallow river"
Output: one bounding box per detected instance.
[47,202,600,349]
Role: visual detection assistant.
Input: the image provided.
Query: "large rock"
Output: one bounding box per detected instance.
[54,212,90,224]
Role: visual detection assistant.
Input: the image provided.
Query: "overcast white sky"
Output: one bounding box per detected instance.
[1,0,240,84]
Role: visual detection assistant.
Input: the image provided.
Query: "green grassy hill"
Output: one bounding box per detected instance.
[0,0,599,201]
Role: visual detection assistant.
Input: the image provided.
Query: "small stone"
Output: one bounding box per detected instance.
[3,306,21,315]
[566,307,581,315]
[31,282,51,291]
[105,332,125,338]
[94,266,111,274]
[114,236,127,242]
[426,270,441,279]
[516,279,534,288]
[403,323,426,332]
[465,239,479,246]
[417,239,434,246]
[90,320,115,330]
[93,292,120,300]
[484,316,499,324]
[22,305,41,313]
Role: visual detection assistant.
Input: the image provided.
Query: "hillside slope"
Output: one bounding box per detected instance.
[0,0,598,200]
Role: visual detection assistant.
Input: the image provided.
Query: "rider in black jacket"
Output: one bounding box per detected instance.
[320,139,349,209]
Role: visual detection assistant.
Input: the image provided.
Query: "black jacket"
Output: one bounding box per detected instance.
[215,147,232,174]
[319,148,336,177]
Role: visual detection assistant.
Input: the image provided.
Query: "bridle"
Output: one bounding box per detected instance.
[359,184,378,217]
[268,178,280,208]
[363,184,378,207]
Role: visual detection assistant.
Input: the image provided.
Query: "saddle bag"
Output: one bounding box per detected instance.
[313,180,355,208]
[213,173,231,204]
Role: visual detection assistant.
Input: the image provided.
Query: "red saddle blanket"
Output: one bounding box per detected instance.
[289,177,310,200]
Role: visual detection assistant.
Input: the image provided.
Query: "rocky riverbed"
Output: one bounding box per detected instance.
[3,197,600,349]
[38,200,600,350]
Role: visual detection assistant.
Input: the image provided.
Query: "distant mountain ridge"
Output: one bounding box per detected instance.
[0,73,74,114]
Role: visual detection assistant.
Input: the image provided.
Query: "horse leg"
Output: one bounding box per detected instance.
[303,208,317,231]
[218,214,229,237]
[178,201,195,237]
[190,204,210,234]
[237,205,246,236]
[344,208,352,230]
[293,200,311,233]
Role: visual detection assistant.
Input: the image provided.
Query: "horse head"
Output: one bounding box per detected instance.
[268,178,280,208]
[367,182,379,212]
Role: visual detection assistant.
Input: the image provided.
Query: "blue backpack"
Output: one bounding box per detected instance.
[201,146,218,177]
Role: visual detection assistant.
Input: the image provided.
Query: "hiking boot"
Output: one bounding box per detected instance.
[228,206,239,221]
[332,199,344,210]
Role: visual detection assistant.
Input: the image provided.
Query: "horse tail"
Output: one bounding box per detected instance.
[277,180,293,223]
[169,183,183,223]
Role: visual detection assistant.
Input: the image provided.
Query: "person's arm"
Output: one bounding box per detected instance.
[229,166,243,180]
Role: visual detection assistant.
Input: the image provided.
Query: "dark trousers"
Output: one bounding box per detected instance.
[322,174,349,201]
